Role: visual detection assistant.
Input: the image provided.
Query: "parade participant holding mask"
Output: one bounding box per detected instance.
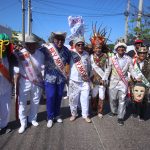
[131,46,150,121]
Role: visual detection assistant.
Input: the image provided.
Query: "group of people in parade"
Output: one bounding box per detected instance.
[0,25,150,135]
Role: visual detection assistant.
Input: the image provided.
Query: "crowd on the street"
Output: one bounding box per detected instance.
[0,27,150,135]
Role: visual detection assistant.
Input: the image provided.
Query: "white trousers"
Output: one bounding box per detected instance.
[69,80,90,118]
[19,78,42,126]
[109,84,127,119]
[92,85,106,100]
[0,89,12,128]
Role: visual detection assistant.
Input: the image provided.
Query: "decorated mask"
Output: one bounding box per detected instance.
[133,83,146,102]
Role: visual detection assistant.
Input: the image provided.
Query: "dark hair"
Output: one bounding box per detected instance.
[134,82,146,88]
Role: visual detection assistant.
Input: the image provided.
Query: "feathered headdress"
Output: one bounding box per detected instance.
[90,23,107,47]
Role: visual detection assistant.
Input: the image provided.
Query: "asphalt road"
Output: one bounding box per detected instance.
[1,97,150,150]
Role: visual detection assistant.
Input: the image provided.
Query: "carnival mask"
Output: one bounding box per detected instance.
[133,85,146,102]
[0,40,9,58]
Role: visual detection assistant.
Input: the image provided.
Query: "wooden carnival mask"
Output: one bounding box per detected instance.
[133,84,146,102]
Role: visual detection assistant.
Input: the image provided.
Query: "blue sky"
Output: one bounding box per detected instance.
[0,0,149,44]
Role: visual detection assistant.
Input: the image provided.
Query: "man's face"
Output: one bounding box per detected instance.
[135,43,142,50]
[133,85,146,102]
[53,36,65,49]
[138,52,147,61]
[26,43,37,53]
[116,46,126,56]
[75,42,84,54]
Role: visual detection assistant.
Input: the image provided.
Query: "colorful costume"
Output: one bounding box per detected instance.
[89,25,109,118]
[0,33,13,131]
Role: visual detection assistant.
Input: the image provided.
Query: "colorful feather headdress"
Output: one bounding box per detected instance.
[90,24,107,47]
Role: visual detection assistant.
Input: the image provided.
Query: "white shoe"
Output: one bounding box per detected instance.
[31,121,39,127]
[63,96,69,100]
[55,116,63,123]
[56,118,63,123]
[98,113,103,118]
[18,125,26,134]
[47,120,53,128]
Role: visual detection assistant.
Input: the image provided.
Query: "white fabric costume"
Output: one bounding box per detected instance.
[16,49,44,126]
[107,53,139,119]
[69,51,91,118]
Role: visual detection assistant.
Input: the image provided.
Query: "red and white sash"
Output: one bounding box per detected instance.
[72,50,89,82]
[43,43,67,79]
[0,63,12,83]
[111,55,128,87]
[16,48,43,87]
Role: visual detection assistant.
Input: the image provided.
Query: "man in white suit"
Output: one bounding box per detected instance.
[106,41,141,126]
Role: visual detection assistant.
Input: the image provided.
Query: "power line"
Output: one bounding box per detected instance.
[33,10,123,18]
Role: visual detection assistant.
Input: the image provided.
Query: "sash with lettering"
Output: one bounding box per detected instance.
[133,61,150,87]
[91,54,104,78]
[0,62,12,84]
[72,50,89,82]
[111,55,128,87]
[43,43,67,79]
[16,48,43,88]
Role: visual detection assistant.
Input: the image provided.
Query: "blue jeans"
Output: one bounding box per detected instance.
[45,82,65,120]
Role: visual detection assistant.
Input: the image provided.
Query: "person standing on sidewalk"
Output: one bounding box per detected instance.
[90,27,109,118]
[69,36,91,123]
[131,46,150,121]
[106,41,141,126]
[42,32,71,128]
[15,35,44,134]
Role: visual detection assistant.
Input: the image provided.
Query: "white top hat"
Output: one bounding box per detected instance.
[73,36,85,45]
[114,42,127,50]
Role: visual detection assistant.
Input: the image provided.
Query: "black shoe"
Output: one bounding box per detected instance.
[0,126,12,135]
[108,112,117,117]
[118,119,124,126]
[131,114,138,118]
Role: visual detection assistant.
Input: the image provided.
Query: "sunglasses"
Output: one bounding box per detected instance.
[138,52,147,54]
[76,43,84,47]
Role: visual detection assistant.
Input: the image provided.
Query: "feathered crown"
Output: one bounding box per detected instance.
[90,24,107,47]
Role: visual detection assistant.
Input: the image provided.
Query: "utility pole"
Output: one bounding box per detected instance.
[22,0,25,43]
[137,0,143,28]
[124,0,130,43]
[27,0,32,36]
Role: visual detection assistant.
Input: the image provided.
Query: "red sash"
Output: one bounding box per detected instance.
[43,43,67,79]
[0,63,12,83]
[72,50,89,82]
